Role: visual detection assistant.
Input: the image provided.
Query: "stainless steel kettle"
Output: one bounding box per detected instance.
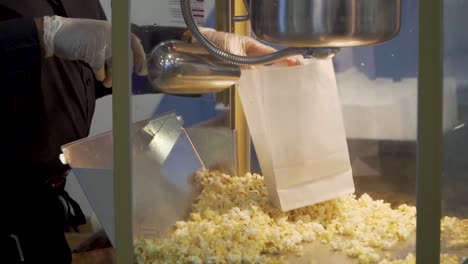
[249,0,401,48]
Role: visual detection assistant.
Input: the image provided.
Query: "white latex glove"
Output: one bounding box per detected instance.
[42,16,147,88]
[198,27,304,67]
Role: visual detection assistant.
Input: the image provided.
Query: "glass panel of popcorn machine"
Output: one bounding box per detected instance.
[250,0,422,262]
[133,1,421,264]
[440,0,468,262]
[125,0,464,263]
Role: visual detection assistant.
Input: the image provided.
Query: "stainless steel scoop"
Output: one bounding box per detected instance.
[146,40,241,94]
[60,113,206,245]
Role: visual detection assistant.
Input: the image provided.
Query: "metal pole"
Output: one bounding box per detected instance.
[215,0,232,115]
[231,0,251,176]
[215,0,251,176]
[216,0,232,32]
[416,0,443,262]
[112,0,133,262]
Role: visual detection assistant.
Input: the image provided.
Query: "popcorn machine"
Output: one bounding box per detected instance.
[61,0,467,263]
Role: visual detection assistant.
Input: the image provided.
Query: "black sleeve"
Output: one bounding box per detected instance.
[0,18,42,75]
[94,80,112,99]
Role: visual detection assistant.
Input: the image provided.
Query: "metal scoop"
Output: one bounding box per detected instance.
[60,113,205,245]
[147,40,241,94]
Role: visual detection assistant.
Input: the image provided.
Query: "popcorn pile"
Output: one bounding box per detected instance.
[441,216,468,249]
[134,170,466,264]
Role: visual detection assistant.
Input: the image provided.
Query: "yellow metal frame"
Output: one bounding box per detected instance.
[216,0,251,176]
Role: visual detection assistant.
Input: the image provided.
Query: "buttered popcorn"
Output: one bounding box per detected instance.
[441,216,468,249]
[134,170,466,264]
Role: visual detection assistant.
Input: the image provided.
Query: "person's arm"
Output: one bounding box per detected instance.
[0,18,44,74]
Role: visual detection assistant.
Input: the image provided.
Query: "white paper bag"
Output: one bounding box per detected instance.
[238,59,354,211]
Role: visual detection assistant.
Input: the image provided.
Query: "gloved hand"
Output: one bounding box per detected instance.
[41,16,147,88]
[198,27,304,67]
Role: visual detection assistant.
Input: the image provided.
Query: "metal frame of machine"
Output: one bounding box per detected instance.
[416,0,443,263]
[110,0,445,263]
[215,0,251,178]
